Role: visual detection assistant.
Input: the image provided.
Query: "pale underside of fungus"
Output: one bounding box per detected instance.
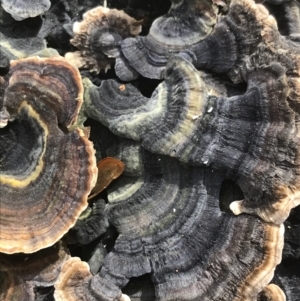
[0,0,300,300]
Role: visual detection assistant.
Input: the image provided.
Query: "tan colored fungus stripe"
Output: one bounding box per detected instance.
[54,257,92,301]
[162,60,207,152]
[234,223,284,301]
[0,272,24,301]
[54,257,131,301]
[0,101,47,187]
[231,180,300,225]
[260,284,286,301]
[5,274,17,300]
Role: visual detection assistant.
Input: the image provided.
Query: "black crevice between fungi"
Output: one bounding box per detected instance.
[219,179,244,213]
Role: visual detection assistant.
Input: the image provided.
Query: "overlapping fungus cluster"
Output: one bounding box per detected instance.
[0,0,299,300]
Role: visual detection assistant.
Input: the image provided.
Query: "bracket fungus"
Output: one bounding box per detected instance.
[180,0,300,86]
[65,6,142,75]
[54,151,284,300]
[54,257,131,301]
[83,54,300,224]
[0,56,97,253]
[1,0,51,21]
[176,0,279,83]
[1,0,300,300]
[120,0,218,79]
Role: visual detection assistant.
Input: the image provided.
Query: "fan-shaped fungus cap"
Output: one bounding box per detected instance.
[120,0,218,79]
[1,0,51,21]
[0,56,97,254]
[83,52,300,224]
[97,154,285,300]
[179,0,279,83]
[54,257,131,301]
[65,6,142,74]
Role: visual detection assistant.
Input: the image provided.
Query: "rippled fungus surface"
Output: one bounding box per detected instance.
[0,0,300,300]
[0,56,97,254]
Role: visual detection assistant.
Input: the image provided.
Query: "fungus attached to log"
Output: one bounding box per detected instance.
[1,0,300,300]
[1,0,51,21]
[65,6,142,74]
[0,56,97,254]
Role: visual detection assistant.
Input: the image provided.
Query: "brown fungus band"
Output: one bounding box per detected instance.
[0,241,70,300]
[0,0,299,299]
[0,56,97,254]
[89,157,125,200]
